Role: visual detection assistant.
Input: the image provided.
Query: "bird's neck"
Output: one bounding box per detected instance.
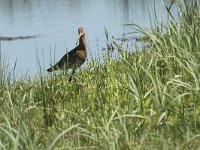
[78,35,86,49]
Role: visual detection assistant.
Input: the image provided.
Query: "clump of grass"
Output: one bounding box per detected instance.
[1,0,200,149]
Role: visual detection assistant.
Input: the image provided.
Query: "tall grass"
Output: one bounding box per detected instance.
[1,0,200,149]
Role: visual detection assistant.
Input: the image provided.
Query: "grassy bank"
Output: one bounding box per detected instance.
[1,0,200,149]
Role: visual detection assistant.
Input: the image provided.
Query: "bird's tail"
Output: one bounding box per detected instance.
[47,67,53,72]
[47,65,59,72]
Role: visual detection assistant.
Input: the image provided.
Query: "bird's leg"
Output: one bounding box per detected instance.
[68,69,76,82]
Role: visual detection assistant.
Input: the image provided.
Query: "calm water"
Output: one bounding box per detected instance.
[0,0,172,76]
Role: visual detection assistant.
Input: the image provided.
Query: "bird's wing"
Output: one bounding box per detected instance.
[51,48,76,70]
[74,50,87,62]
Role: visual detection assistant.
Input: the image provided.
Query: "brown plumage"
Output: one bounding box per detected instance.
[47,27,87,75]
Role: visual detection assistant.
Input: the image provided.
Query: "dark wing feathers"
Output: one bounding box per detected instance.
[47,48,76,72]
[47,47,86,72]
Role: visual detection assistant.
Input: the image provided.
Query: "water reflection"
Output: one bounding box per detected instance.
[0,0,171,75]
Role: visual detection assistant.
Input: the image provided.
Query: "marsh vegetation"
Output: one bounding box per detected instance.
[0,0,200,149]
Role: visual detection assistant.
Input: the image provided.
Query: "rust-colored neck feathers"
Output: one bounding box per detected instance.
[77,27,86,50]
[78,34,86,49]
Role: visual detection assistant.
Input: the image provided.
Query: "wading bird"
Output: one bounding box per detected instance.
[47,27,87,81]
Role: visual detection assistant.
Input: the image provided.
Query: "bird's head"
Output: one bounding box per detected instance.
[78,27,86,37]
[76,27,86,45]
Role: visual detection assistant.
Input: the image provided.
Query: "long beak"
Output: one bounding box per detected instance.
[76,34,81,45]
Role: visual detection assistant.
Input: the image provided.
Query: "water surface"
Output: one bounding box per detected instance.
[0,0,172,76]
